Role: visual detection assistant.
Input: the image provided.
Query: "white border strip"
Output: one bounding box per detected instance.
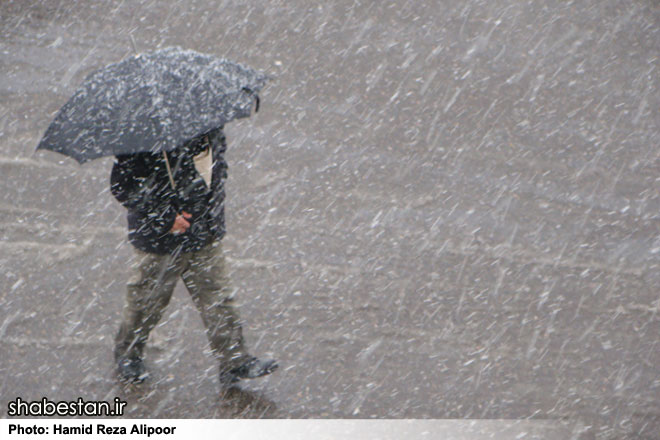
[1,419,574,440]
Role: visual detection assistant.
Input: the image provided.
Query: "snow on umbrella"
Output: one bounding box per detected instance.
[36,46,266,163]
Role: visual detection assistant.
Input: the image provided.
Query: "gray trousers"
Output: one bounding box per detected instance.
[114,241,248,371]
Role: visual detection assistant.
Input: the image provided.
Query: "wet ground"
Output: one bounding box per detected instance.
[1,0,659,438]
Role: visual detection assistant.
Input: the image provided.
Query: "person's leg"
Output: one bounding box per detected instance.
[114,248,183,374]
[181,241,249,370]
[182,241,278,385]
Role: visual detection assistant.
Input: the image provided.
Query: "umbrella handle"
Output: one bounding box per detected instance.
[163,151,176,190]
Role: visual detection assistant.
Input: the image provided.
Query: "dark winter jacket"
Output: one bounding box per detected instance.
[110,128,228,255]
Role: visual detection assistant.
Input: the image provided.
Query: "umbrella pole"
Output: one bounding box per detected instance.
[162,151,176,190]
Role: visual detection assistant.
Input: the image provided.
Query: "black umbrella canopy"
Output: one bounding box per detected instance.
[36,47,267,163]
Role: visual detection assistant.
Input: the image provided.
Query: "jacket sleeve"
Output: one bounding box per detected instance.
[110,153,178,236]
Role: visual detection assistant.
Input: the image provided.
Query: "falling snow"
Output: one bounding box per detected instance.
[0,0,658,439]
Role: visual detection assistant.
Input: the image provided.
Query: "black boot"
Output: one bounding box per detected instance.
[117,357,148,384]
[219,357,278,386]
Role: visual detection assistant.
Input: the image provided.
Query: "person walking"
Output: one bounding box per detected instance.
[110,126,277,387]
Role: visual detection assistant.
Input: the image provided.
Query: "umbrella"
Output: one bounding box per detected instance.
[36,46,266,163]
